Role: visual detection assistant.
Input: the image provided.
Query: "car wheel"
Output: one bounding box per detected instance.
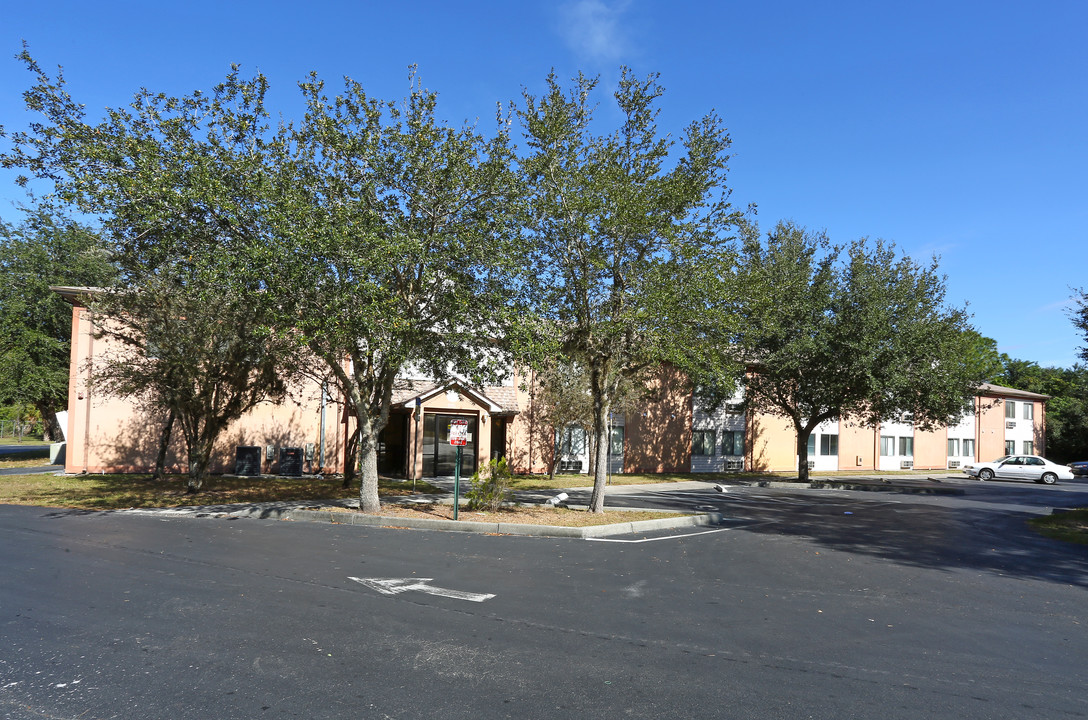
[978,468,994,481]
[1040,472,1058,485]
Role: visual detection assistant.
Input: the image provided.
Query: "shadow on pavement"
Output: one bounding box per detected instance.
[724,493,1088,589]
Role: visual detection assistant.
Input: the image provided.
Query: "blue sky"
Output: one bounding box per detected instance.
[3,1,1086,368]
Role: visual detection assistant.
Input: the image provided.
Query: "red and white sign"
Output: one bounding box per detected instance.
[449,418,469,446]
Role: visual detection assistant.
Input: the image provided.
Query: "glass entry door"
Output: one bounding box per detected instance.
[422,414,477,477]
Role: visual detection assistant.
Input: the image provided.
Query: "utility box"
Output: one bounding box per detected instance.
[235,446,262,476]
[279,447,303,476]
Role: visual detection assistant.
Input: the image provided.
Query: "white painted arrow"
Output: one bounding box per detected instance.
[348,577,495,602]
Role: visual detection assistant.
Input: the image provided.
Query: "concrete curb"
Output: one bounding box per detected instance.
[232,505,725,538]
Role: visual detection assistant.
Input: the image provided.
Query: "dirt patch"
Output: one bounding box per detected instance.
[313,503,679,527]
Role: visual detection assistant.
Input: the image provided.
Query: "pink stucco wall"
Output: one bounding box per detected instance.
[65,305,346,475]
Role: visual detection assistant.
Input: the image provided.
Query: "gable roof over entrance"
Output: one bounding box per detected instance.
[392,377,518,415]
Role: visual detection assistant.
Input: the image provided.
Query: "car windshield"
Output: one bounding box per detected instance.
[991,456,1010,463]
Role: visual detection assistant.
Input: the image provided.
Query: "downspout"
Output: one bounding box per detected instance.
[82,309,94,474]
[412,397,421,488]
[319,381,327,472]
[975,396,982,462]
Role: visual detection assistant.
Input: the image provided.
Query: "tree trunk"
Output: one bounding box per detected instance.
[357,416,381,513]
[548,428,558,482]
[184,422,218,493]
[153,409,175,480]
[587,389,610,513]
[186,445,209,493]
[796,426,811,483]
[342,423,360,489]
[36,403,63,443]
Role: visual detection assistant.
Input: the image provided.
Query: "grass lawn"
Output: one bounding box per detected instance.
[314,503,678,527]
[0,438,50,447]
[0,472,691,527]
[1029,509,1088,545]
[0,473,444,511]
[0,457,55,469]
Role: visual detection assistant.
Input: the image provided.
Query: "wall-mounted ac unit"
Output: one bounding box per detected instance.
[1006,421,1016,429]
[725,459,743,471]
[900,460,914,470]
[948,460,960,469]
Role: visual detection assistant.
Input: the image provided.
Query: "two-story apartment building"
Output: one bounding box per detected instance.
[56,288,1047,479]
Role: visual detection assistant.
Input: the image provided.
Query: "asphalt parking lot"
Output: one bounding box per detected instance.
[2,476,1086,719]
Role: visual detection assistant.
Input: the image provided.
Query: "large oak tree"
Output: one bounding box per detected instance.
[2,53,298,489]
[258,70,521,511]
[517,69,742,512]
[733,221,989,481]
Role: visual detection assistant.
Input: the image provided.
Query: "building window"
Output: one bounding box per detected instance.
[947,438,960,457]
[608,426,624,456]
[880,436,895,456]
[1023,440,1034,455]
[898,437,914,457]
[1023,403,1033,420]
[820,434,839,456]
[1005,400,1016,419]
[692,430,716,456]
[560,427,587,457]
[1005,440,1015,455]
[962,439,975,457]
[807,435,816,456]
[722,430,744,457]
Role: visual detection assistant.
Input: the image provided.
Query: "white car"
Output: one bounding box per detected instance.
[963,455,1074,484]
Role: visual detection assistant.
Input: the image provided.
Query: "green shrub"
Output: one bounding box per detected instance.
[466,457,514,511]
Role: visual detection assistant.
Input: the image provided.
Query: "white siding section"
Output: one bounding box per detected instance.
[608,413,624,475]
[946,412,976,468]
[691,389,746,473]
[1001,399,1035,455]
[879,420,915,471]
[805,419,840,472]
[557,425,590,474]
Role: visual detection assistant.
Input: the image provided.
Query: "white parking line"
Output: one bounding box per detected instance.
[585,527,734,543]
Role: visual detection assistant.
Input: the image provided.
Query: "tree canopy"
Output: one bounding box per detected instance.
[0,205,115,440]
[732,221,988,481]
[517,68,743,511]
[3,49,1024,495]
[1073,289,1088,364]
[1,54,297,488]
[253,69,521,511]
[2,52,522,506]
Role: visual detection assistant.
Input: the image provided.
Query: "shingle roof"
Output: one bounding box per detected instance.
[978,382,1050,401]
[392,379,519,414]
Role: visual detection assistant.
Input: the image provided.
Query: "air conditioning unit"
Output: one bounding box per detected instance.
[279,447,304,476]
[1006,421,1016,429]
[948,460,960,469]
[900,460,914,470]
[235,446,262,476]
[725,459,743,471]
